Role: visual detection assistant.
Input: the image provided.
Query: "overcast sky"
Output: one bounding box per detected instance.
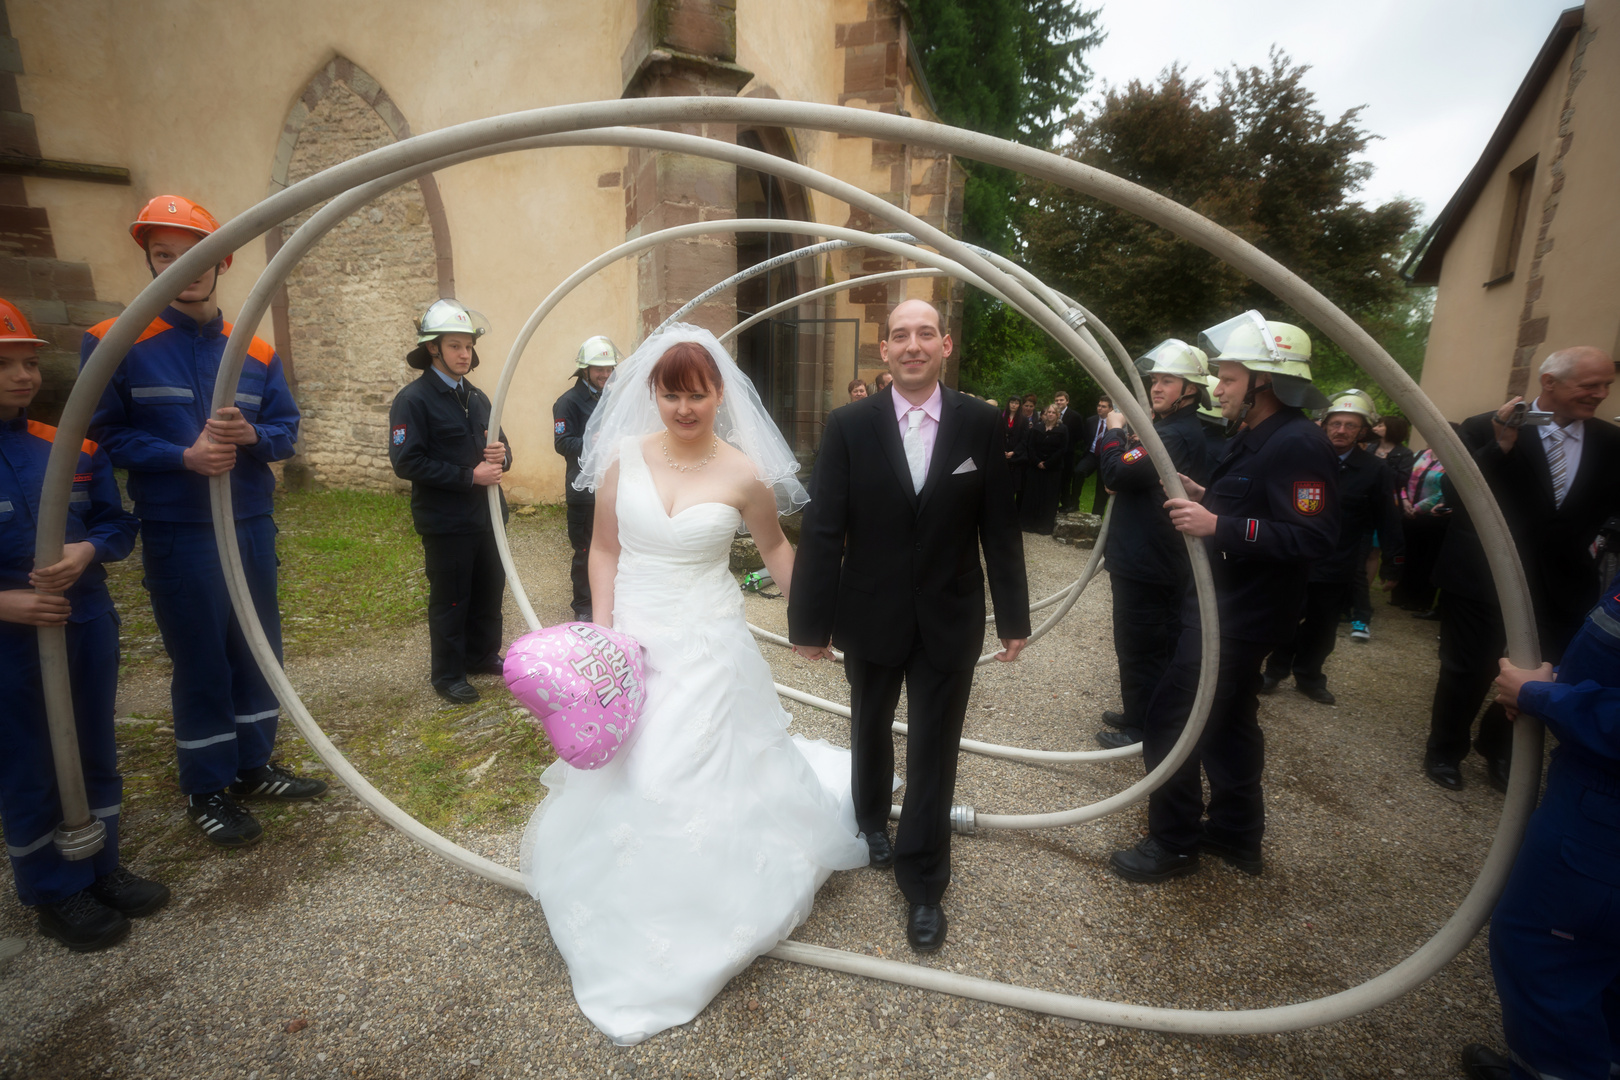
[1081,0,1578,222]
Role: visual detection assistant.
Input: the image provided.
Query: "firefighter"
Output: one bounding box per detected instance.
[84,195,324,851]
[552,336,620,621]
[1110,311,1339,882]
[1093,339,1214,750]
[1262,389,1403,704]
[5,297,169,949]
[388,299,510,705]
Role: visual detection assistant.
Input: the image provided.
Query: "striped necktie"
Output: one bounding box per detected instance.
[1546,426,1569,508]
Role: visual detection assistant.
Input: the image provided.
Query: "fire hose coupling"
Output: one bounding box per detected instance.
[54,817,107,862]
[950,804,977,835]
[1063,307,1087,329]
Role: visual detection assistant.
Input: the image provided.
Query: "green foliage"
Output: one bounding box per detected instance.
[911,0,1104,398]
[1022,51,1431,413]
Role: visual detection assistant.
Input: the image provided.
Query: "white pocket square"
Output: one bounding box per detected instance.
[951,458,978,475]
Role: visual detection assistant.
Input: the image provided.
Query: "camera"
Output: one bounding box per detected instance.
[1502,401,1554,428]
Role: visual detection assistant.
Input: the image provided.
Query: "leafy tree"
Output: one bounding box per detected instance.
[1022,52,1428,413]
[910,0,1104,402]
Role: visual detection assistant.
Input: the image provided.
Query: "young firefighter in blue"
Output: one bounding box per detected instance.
[0,297,169,952]
[83,195,325,848]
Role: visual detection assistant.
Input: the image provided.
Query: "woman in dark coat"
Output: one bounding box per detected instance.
[1017,403,1070,535]
[1005,395,1036,496]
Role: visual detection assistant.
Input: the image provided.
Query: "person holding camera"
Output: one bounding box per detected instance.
[1423,347,1620,792]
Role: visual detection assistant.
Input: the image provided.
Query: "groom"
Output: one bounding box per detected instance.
[790,298,1030,952]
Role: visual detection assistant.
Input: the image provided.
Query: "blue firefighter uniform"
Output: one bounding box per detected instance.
[1488,570,1620,1080]
[553,376,600,619]
[0,415,138,904]
[81,307,299,795]
[1097,403,1213,740]
[1139,406,1339,857]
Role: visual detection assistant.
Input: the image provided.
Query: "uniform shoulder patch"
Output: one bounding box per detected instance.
[1293,481,1324,516]
[392,424,407,446]
[554,419,568,436]
[1122,446,1145,463]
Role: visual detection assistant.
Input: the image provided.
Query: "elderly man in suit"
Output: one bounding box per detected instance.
[790,298,1030,954]
[1423,346,1620,792]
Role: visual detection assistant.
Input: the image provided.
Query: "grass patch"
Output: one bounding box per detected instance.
[103,486,428,672]
[330,692,558,833]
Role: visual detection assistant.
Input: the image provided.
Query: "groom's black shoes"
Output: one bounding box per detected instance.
[864,829,895,869]
[1109,837,1199,883]
[907,904,946,953]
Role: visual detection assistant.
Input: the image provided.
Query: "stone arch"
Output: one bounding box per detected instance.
[266,57,453,491]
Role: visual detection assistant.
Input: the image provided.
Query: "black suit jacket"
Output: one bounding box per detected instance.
[1434,411,1620,640]
[1075,413,1105,460]
[789,384,1032,670]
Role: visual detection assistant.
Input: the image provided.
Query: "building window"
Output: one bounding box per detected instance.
[1487,155,1536,286]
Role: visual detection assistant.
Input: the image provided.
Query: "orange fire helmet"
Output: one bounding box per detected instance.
[130,195,232,268]
[0,298,48,347]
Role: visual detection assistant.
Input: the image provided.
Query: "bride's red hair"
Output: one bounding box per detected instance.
[648,341,724,394]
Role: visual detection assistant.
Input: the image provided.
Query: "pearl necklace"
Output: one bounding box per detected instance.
[662,432,719,472]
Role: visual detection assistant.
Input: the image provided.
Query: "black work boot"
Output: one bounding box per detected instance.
[37,889,130,953]
[90,866,171,917]
[186,790,264,847]
[230,762,328,801]
[1109,837,1199,883]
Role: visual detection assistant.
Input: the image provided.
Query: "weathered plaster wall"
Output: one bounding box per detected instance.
[12,0,640,503]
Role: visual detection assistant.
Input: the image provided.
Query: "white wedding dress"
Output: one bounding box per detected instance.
[519,437,869,1045]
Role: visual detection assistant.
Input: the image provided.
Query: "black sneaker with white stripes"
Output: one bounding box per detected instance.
[186,790,264,847]
[229,762,328,802]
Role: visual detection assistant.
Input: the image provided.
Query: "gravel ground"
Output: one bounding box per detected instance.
[0,518,1518,1080]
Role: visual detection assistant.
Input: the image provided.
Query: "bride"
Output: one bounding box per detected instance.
[518,325,870,1045]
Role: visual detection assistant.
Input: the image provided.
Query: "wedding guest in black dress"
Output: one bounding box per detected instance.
[1017,403,1070,534]
[1005,396,1035,497]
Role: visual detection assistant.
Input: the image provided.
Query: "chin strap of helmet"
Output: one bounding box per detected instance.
[1226,369,1263,436]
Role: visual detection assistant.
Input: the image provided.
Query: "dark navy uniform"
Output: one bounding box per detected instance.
[1141,407,1339,855]
[1266,445,1404,694]
[1097,403,1212,735]
[83,309,299,796]
[1488,571,1620,1080]
[552,376,600,618]
[0,416,138,904]
[388,368,510,691]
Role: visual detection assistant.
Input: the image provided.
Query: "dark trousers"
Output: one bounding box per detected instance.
[1110,574,1183,729]
[1063,452,1096,512]
[0,614,122,905]
[1265,581,1353,692]
[845,645,975,906]
[142,517,283,795]
[1142,631,1270,855]
[1350,536,1374,623]
[566,501,594,616]
[421,529,505,688]
[1391,513,1446,611]
[1424,591,1578,769]
[1489,754,1620,1080]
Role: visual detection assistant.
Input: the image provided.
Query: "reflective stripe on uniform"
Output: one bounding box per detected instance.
[235,393,263,407]
[235,708,278,724]
[130,386,195,402]
[176,731,237,749]
[1587,602,1620,645]
[0,500,11,513]
[6,829,56,858]
[91,803,121,819]
[69,490,89,504]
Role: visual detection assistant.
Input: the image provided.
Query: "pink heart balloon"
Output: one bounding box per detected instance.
[503,622,647,769]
